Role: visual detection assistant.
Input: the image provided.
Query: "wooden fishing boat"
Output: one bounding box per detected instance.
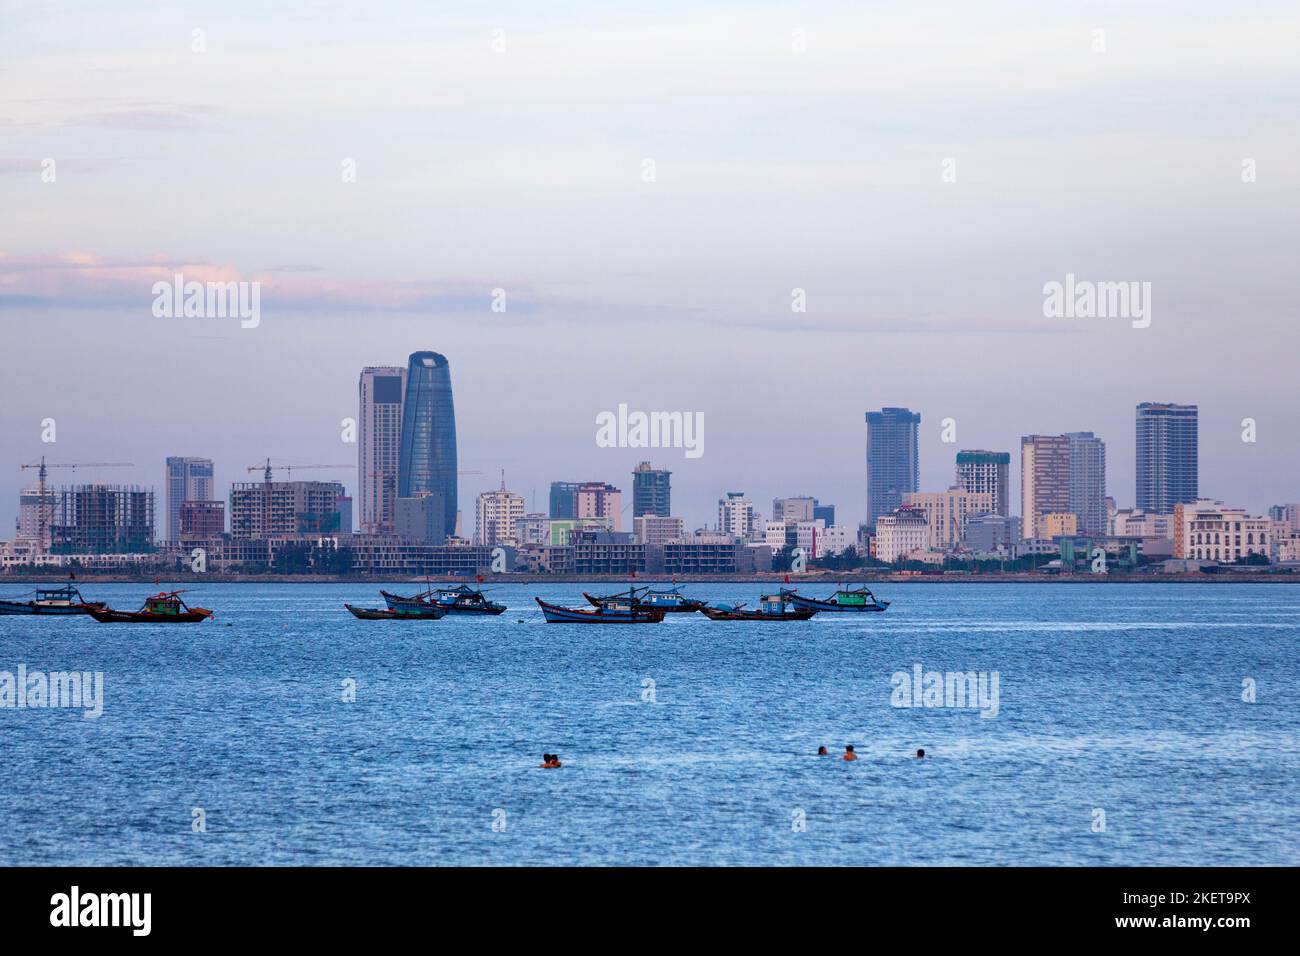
[780,585,890,613]
[583,585,704,614]
[345,603,445,620]
[382,584,505,615]
[535,597,664,624]
[87,591,213,623]
[699,593,818,621]
[0,584,105,616]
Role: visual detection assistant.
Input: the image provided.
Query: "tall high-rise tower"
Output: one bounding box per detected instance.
[1066,432,1107,536]
[1020,435,1071,539]
[358,366,407,533]
[1136,403,1198,514]
[164,456,214,542]
[397,352,458,540]
[865,407,921,529]
[632,461,671,517]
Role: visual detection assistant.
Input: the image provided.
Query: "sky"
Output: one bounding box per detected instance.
[2,0,1298,533]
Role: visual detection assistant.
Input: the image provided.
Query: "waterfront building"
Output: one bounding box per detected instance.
[1066,432,1107,536]
[801,522,853,556]
[575,482,622,531]
[874,507,930,563]
[164,456,214,542]
[632,462,671,517]
[1110,509,1175,540]
[179,500,225,538]
[1174,499,1270,563]
[570,529,645,574]
[955,450,1010,517]
[16,481,56,550]
[1136,403,1198,514]
[645,533,771,575]
[964,514,1022,552]
[632,514,684,546]
[546,516,613,546]
[230,481,350,538]
[718,491,759,540]
[1020,434,1071,539]
[865,407,921,529]
[50,483,156,553]
[904,487,995,550]
[397,352,458,543]
[515,513,552,547]
[475,483,525,546]
[1039,512,1079,539]
[358,366,407,533]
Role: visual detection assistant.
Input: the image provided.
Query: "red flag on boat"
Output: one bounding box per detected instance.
[476,573,484,583]
[784,574,790,584]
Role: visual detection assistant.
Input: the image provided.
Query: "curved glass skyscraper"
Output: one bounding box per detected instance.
[398,351,458,540]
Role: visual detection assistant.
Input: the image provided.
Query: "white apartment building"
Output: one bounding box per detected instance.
[903,487,994,550]
[1174,499,1270,563]
[475,487,526,546]
[633,515,685,545]
[1110,508,1175,539]
[874,508,931,563]
[515,513,552,547]
[718,492,759,540]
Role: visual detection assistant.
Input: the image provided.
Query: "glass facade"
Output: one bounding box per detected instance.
[397,352,458,540]
[865,407,921,529]
[1136,403,1198,514]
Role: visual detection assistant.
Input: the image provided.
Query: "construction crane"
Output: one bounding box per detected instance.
[245,459,357,535]
[246,458,357,483]
[18,457,134,555]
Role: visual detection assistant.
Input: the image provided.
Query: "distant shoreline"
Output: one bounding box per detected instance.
[3,572,1296,585]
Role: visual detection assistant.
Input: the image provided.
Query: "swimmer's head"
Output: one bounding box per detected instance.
[916,748,925,759]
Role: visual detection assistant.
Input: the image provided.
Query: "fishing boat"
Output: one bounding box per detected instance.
[382,584,506,615]
[87,591,213,623]
[345,603,445,620]
[699,592,818,621]
[780,584,890,613]
[0,584,106,616]
[535,596,664,624]
[583,585,704,614]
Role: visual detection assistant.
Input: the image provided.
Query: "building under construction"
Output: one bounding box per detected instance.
[50,483,156,554]
[229,480,352,538]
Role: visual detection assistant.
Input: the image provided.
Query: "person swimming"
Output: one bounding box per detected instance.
[915,748,926,759]
[540,753,562,768]
[843,745,858,761]
[817,746,829,756]
[549,753,562,768]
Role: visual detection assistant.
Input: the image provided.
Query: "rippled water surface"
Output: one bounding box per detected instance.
[1,581,1297,865]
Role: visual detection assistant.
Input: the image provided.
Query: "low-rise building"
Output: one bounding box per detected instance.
[964,513,1022,552]
[1038,512,1078,539]
[904,487,994,550]
[874,508,930,563]
[1175,499,1271,563]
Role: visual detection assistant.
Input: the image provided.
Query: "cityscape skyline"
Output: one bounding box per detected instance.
[2,377,1290,541]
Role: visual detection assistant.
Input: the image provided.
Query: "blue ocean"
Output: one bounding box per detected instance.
[1,581,1296,866]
